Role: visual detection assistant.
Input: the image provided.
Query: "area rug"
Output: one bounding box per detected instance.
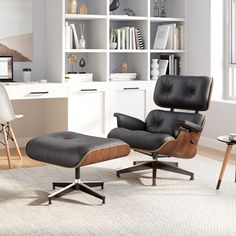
[0,153,235,236]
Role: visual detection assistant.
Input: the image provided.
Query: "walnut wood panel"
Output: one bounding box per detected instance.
[79,144,131,167]
[137,130,201,159]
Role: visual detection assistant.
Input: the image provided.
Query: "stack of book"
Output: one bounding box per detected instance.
[153,24,184,50]
[65,22,80,49]
[158,55,181,76]
[110,27,144,50]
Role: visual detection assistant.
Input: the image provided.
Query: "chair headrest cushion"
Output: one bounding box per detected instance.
[153,75,213,111]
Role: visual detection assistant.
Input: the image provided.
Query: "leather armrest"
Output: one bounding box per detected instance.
[114,113,146,130]
[173,119,203,137]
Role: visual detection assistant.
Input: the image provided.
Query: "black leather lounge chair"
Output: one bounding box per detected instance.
[108,75,213,185]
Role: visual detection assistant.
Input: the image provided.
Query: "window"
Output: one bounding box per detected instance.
[227,0,236,97]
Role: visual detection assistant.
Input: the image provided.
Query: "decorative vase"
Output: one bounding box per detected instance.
[151,59,159,80]
[153,0,159,17]
[79,24,86,49]
[160,0,167,17]
[68,0,78,14]
[110,0,120,13]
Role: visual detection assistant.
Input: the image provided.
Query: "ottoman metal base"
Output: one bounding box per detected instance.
[48,167,105,204]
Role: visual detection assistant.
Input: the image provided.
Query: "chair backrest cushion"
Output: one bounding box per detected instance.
[145,110,205,137]
[154,75,213,111]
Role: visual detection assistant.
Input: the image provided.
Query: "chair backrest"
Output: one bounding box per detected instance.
[146,75,213,136]
[0,83,17,124]
[153,75,213,111]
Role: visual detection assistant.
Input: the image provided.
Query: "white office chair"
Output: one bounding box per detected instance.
[0,83,23,168]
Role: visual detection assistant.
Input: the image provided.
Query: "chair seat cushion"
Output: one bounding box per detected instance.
[26,132,130,168]
[108,128,175,151]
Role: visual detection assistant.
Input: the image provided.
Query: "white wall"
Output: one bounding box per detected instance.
[13,0,46,82]
[186,0,211,78]
[185,0,234,152]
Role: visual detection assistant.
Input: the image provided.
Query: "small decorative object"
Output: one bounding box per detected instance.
[122,62,128,73]
[110,0,120,14]
[23,68,32,83]
[67,54,77,74]
[79,58,86,74]
[79,4,88,14]
[151,59,159,80]
[160,0,167,17]
[153,0,160,17]
[124,8,136,16]
[110,28,117,49]
[79,24,86,49]
[68,0,78,14]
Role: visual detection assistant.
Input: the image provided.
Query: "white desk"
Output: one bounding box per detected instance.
[4,82,109,146]
[5,82,68,100]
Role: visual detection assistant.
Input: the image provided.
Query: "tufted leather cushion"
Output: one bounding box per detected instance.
[108,128,175,150]
[154,75,213,111]
[145,110,205,137]
[26,132,129,168]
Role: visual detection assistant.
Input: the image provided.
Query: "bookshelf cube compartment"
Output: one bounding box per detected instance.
[65,0,107,15]
[110,52,148,81]
[109,0,148,17]
[150,21,185,50]
[110,20,147,50]
[150,0,185,18]
[66,19,107,49]
[150,52,185,78]
[65,52,107,82]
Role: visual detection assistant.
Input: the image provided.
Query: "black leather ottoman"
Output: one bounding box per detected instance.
[26,132,130,204]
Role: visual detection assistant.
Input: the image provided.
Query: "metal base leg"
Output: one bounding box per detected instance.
[49,167,105,204]
[157,161,194,180]
[116,159,194,185]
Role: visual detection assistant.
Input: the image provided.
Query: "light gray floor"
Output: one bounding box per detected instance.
[0,153,235,236]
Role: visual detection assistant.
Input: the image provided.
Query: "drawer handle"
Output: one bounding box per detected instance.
[123,87,140,90]
[80,89,98,92]
[30,91,49,94]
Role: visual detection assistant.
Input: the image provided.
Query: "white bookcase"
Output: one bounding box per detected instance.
[45,0,186,136]
[46,0,186,83]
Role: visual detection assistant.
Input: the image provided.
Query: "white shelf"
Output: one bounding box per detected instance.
[109,15,148,21]
[65,14,107,20]
[150,17,185,23]
[109,50,148,53]
[65,49,107,53]
[150,50,185,53]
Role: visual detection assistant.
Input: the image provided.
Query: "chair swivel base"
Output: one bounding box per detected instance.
[48,167,105,204]
[117,160,194,186]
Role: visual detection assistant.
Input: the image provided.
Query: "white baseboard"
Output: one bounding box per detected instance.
[199,136,236,154]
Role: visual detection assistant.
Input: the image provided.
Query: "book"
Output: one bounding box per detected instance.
[174,27,180,50]
[117,29,121,50]
[110,73,137,81]
[178,25,184,49]
[174,57,180,75]
[122,28,125,49]
[70,24,80,49]
[132,27,136,50]
[166,24,176,50]
[135,29,140,50]
[125,27,130,50]
[158,60,168,76]
[153,24,170,49]
[136,28,144,50]
[129,27,133,49]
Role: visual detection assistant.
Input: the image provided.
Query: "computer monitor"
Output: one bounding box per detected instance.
[0,56,13,82]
